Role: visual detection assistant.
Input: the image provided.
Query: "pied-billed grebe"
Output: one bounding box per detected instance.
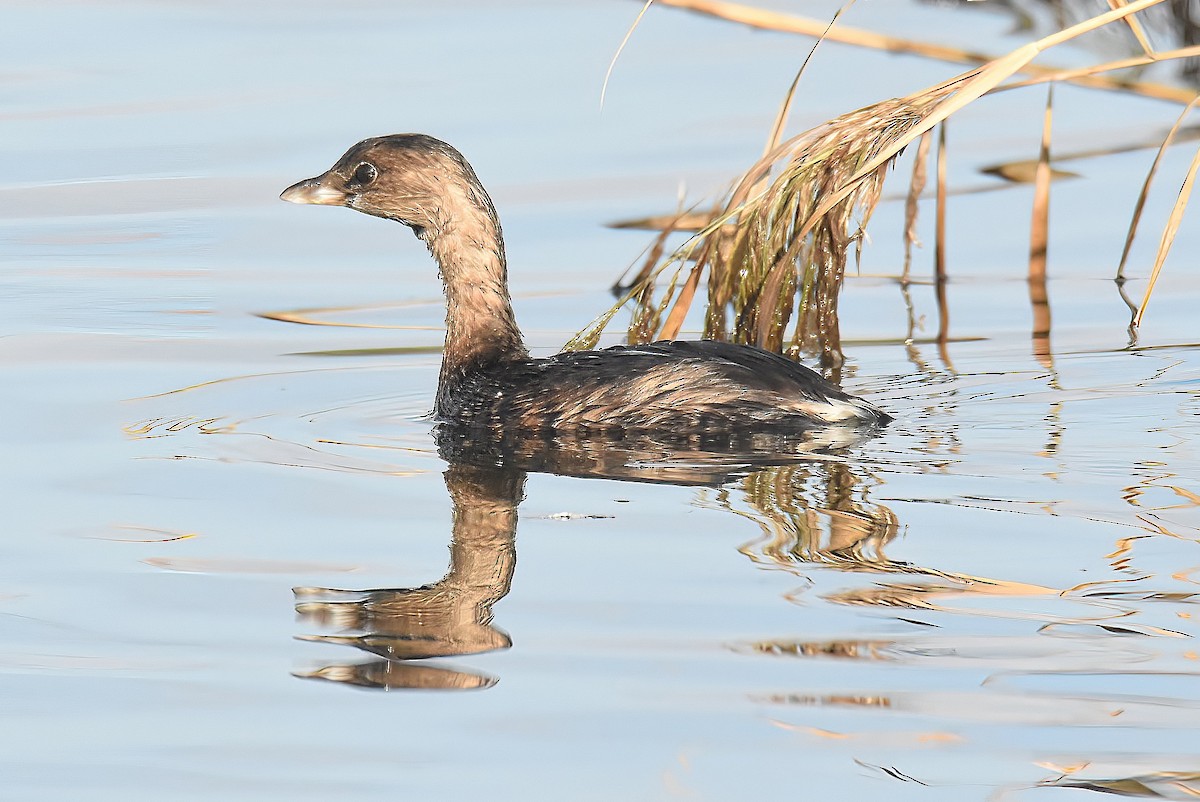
[281,134,891,432]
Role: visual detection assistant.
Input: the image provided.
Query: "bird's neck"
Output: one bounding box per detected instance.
[422,195,528,407]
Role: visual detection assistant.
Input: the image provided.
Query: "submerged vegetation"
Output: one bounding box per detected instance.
[571,0,1200,369]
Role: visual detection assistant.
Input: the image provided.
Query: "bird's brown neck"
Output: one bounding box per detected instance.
[421,184,528,411]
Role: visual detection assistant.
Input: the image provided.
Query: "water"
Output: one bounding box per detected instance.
[4,1,1200,799]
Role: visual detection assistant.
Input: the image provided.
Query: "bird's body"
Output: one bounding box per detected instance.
[440,340,884,432]
[281,134,890,434]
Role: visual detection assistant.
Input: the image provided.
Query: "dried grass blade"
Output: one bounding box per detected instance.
[968,0,1164,52]
[1134,142,1200,326]
[653,0,1187,102]
[799,60,1026,245]
[566,293,638,351]
[1107,0,1155,56]
[935,123,949,346]
[764,2,854,155]
[1117,93,1200,279]
[608,211,712,231]
[1030,85,1054,282]
[754,262,790,348]
[1030,86,1054,367]
[616,214,680,291]
[998,44,1200,99]
[658,262,704,339]
[602,0,655,109]
[903,130,932,279]
[798,0,1166,245]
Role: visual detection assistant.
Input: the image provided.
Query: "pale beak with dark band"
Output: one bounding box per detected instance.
[280,175,348,206]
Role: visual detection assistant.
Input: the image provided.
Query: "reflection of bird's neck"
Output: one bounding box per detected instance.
[424,182,528,415]
[444,463,524,617]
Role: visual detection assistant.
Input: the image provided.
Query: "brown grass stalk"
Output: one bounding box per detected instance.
[762,4,854,155]
[1135,143,1200,326]
[1029,87,1053,282]
[602,0,655,109]
[1030,86,1054,368]
[649,0,1192,103]
[1108,0,1156,56]
[935,123,949,348]
[997,44,1200,95]
[797,0,1169,246]
[902,129,932,280]
[1117,94,1200,280]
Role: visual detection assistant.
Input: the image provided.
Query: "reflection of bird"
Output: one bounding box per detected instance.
[294,463,520,692]
[434,421,874,485]
[282,134,891,433]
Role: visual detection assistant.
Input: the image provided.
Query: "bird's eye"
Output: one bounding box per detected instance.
[351,162,377,186]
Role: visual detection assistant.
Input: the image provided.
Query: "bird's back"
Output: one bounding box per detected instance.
[437,340,890,433]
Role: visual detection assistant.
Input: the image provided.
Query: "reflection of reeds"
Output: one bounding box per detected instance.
[721,460,1124,615]
[584,0,1200,364]
[1040,769,1200,798]
[728,461,904,572]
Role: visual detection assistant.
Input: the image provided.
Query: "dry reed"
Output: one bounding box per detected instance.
[572,0,1197,363]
